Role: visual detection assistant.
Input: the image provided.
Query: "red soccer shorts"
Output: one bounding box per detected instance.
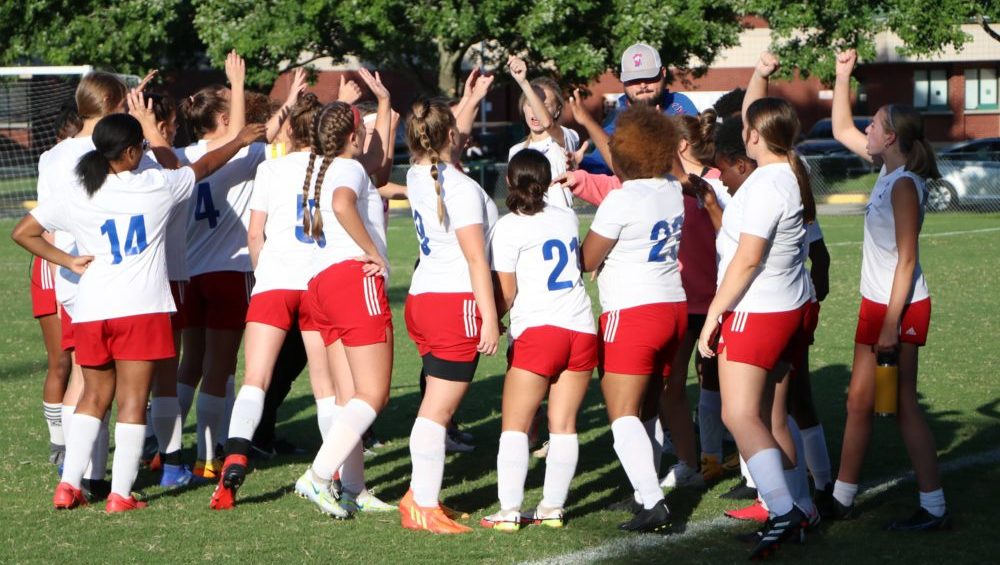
[169,280,188,331]
[405,292,482,363]
[31,256,58,318]
[183,271,254,330]
[510,325,598,377]
[599,302,687,376]
[246,289,305,332]
[855,297,931,346]
[718,305,808,370]
[73,313,175,366]
[303,261,391,347]
[60,307,75,352]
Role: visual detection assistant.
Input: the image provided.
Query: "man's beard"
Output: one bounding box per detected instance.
[626,91,661,107]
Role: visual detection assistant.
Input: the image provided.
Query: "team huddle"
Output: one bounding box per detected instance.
[17,41,948,559]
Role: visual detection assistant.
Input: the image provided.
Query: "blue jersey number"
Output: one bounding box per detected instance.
[101,215,148,265]
[648,216,683,262]
[194,182,220,228]
[294,195,326,247]
[542,237,578,291]
[413,210,431,256]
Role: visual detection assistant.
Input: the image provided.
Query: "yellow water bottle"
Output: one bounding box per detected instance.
[874,350,899,416]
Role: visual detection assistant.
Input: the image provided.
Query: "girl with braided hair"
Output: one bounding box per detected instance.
[398,97,499,534]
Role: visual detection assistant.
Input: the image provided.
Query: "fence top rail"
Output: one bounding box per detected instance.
[0,66,94,77]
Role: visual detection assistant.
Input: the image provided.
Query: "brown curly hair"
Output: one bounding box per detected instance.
[609,105,679,181]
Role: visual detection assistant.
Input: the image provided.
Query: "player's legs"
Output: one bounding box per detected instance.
[38,313,70,461]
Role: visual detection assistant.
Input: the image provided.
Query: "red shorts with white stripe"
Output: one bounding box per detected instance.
[855,297,931,346]
[60,306,74,351]
[303,261,391,347]
[30,256,58,318]
[74,313,175,366]
[510,325,598,377]
[183,271,254,330]
[246,289,305,331]
[169,280,188,331]
[718,306,808,370]
[405,292,481,363]
[599,302,687,376]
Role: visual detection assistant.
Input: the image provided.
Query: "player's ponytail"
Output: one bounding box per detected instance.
[745,97,816,223]
[883,104,941,180]
[179,86,229,140]
[506,148,551,216]
[75,72,127,121]
[75,114,143,196]
[307,102,357,239]
[673,110,718,166]
[407,98,455,224]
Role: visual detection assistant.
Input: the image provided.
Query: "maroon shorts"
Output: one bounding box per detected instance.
[599,302,687,376]
[74,313,175,366]
[510,325,598,377]
[169,280,188,331]
[718,305,808,370]
[855,297,931,346]
[303,261,391,347]
[246,289,305,331]
[183,271,254,330]
[31,256,58,318]
[405,292,482,363]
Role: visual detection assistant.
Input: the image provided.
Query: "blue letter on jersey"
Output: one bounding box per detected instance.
[101,215,148,265]
[413,210,431,256]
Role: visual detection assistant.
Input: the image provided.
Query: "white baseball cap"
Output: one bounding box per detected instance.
[620,43,663,83]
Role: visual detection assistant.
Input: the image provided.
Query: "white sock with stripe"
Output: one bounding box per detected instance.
[612,416,663,510]
[196,392,225,461]
[316,396,338,441]
[43,402,64,446]
[150,396,183,455]
[497,431,529,511]
[746,448,794,516]
[409,416,447,508]
[697,390,723,460]
[228,385,265,442]
[61,413,101,489]
[110,423,145,498]
[541,433,578,510]
[800,424,832,491]
[309,399,376,482]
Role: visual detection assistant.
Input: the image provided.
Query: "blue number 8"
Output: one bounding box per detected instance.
[413,210,431,255]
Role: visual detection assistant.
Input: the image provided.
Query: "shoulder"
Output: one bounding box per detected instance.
[508,142,526,160]
[664,91,698,115]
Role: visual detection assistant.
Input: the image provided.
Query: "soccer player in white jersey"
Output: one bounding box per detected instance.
[579,106,686,534]
[820,49,947,532]
[505,56,578,208]
[13,111,263,512]
[697,52,818,559]
[398,98,500,534]
[175,54,305,479]
[480,149,597,532]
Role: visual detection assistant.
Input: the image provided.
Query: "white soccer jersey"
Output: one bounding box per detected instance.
[31,167,197,323]
[311,157,387,276]
[589,177,686,312]
[508,126,579,208]
[861,166,929,304]
[490,205,596,338]
[176,141,266,276]
[716,163,811,313]
[407,163,498,296]
[136,149,191,282]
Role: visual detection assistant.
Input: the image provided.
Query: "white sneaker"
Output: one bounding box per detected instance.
[480,508,522,531]
[352,488,397,512]
[531,504,565,528]
[295,471,352,519]
[660,462,705,489]
[445,435,475,453]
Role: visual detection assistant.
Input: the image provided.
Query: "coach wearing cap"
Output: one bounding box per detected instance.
[579,43,699,175]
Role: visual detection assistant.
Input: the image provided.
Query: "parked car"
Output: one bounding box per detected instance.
[795,117,875,179]
[927,138,1000,211]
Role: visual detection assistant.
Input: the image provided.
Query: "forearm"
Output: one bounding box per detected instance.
[742,73,768,120]
[248,235,264,270]
[14,232,76,270]
[570,169,620,206]
[580,122,612,170]
[191,137,245,180]
[229,81,246,140]
[264,104,290,143]
[468,257,499,327]
[884,258,917,326]
[832,76,855,140]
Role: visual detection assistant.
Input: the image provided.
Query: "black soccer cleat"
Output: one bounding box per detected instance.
[814,485,856,521]
[886,508,950,532]
[748,506,808,560]
[618,500,672,533]
[607,494,643,514]
[721,478,758,501]
[80,478,111,502]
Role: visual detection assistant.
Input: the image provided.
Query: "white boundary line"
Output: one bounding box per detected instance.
[827,226,1000,247]
[524,446,1000,565]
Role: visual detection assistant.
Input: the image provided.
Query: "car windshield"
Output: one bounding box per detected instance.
[805,118,870,140]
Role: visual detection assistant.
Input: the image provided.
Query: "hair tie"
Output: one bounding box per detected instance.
[351,105,361,129]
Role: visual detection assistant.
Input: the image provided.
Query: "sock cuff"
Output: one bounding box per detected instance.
[315,396,338,416]
[114,422,146,435]
[177,382,196,393]
[499,430,529,444]
[548,433,578,444]
[197,392,226,409]
[150,396,180,413]
[43,401,62,409]
[236,385,266,404]
[611,415,642,435]
[74,413,102,428]
[413,416,446,435]
[342,399,377,435]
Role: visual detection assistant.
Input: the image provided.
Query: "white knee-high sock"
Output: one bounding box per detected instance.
[110,423,145,498]
[228,385,265,442]
[746,448,794,516]
[786,417,815,513]
[61,413,101,489]
[177,382,196,423]
[541,433,578,510]
[740,455,757,489]
[310,399,376,482]
[316,396,338,441]
[44,402,64,446]
[61,405,75,447]
[219,374,236,443]
[497,431,529,511]
[642,417,664,478]
[698,390,723,460]
[150,396,183,454]
[800,424,832,491]
[196,392,225,461]
[86,412,110,481]
[339,443,366,494]
[408,416,447,508]
[612,416,663,510]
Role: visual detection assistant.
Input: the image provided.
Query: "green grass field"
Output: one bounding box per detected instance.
[1,213,998,564]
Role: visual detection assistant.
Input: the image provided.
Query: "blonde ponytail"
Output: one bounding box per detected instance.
[407,98,454,225]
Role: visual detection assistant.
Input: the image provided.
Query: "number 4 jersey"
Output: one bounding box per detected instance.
[588,177,686,313]
[30,167,198,323]
[490,205,596,339]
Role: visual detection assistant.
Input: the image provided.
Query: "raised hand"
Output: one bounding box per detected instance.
[756,52,780,78]
[135,69,158,93]
[568,140,592,170]
[567,89,597,127]
[506,55,528,84]
[357,68,390,101]
[471,70,494,100]
[225,50,246,86]
[337,74,363,104]
[463,66,481,98]
[835,49,858,79]
[237,123,267,145]
[285,67,307,104]
[126,91,157,130]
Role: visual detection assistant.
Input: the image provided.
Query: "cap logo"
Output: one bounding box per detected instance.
[633,54,643,68]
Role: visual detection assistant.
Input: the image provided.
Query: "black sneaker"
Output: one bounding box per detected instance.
[721,479,758,500]
[618,500,672,533]
[886,508,950,532]
[749,506,808,560]
[815,485,856,520]
[80,478,111,502]
[607,494,643,514]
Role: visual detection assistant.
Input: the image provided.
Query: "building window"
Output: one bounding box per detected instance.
[964,68,998,110]
[913,69,948,109]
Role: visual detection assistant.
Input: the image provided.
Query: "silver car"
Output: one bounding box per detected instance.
[928,138,1000,212]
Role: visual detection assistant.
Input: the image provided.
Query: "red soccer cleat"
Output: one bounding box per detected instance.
[53,482,88,510]
[209,454,248,510]
[725,498,769,523]
[105,493,148,513]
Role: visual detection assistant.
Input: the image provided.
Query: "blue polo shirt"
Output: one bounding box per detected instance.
[579,90,699,175]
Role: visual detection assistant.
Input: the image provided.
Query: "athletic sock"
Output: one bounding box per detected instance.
[746,448,794,516]
[316,396,338,441]
[61,405,75,446]
[144,404,155,439]
[196,392,226,461]
[612,416,663,510]
[786,417,815,513]
[919,488,946,517]
[740,455,756,489]
[177,382,196,423]
[110,423,145,498]
[697,390,723,460]
[228,385,265,442]
[541,433,578,510]
[219,374,236,444]
[86,412,110,481]
[642,417,664,478]
[497,431,529,511]
[408,416,447,508]
[150,396,183,456]
[43,402,64,446]
[833,480,858,508]
[309,399,376,483]
[339,443,366,495]
[61,413,101,489]
[800,424,832,491]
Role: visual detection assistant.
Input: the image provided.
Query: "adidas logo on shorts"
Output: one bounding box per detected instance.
[905,327,917,336]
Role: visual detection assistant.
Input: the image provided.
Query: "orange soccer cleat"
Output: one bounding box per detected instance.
[399,490,472,534]
[105,493,148,513]
[53,482,88,510]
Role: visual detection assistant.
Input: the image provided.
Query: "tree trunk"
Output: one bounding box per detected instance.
[435,40,464,97]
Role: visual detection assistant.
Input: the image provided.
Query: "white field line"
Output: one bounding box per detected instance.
[524,446,1000,565]
[827,226,1000,247]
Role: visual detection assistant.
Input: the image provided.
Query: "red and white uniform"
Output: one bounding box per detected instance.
[405,163,498,362]
[856,166,931,345]
[715,163,811,369]
[30,256,57,318]
[508,126,579,208]
[679,178,727,316]
[590,177,687,375]
[30,166,198,365]
[490,204,597,376]
[302,157,390,346]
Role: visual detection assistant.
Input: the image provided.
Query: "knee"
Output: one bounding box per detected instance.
[546,412,577,435]
[51,352,72,377]
[722,404,753,432]
[845,390,874,419]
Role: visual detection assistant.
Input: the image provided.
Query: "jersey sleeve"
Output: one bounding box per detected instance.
[444,179,487,231]
[805,219,824,244]
[562,127,580,153]
[35,155,53,205]
[489,219,519,273]
[163,167,198,204]
[30,200,67,233]
[249,164,271,212]
[325,160,368,197]
[507,142,525,163]
[589,190,628,240]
